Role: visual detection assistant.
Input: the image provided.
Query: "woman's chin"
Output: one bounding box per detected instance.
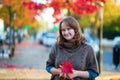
[65,38,72,41]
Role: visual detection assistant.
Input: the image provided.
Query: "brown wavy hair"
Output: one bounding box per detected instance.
[57,16,86,48]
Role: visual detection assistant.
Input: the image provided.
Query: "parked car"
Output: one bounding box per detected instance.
[38,32,47,44]
[42,32,57,47]
[85,35,99,56]
[112,36,120,68]
[113,36,120,45]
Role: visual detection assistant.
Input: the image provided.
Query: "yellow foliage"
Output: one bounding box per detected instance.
[103,0,120,24]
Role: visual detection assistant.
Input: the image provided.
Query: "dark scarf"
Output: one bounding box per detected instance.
[63,42,78,49]
[62,42,82,54]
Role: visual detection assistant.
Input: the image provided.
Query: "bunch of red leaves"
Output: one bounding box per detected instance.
[60,61,73,79]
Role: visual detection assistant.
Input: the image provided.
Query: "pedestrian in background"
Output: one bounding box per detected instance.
[46,16,99,80]
[113,41,120,69]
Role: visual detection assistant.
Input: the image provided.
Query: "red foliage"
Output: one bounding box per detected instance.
[2,0,11,6]
[97,0,106,3]
[23,0,106,24]
[23,1,37,10]
[49,0,106,17]
[53,18,61,24]
[23,1,47,10]
[60,61,73,75]
[49,1,61,17]
[85,2,97,14]
[23,1,48,22]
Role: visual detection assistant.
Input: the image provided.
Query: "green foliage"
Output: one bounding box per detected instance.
[79,15,90,28]
[101,0,120,39]
[102,15,120,39]
[72,14,95,29]
[0,0,38,30]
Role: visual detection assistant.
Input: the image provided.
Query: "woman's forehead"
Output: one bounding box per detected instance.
[62,21,70,26]
[61,22,70,27]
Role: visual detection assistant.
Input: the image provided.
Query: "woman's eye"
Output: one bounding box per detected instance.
[67,28,71,30]
[61,29,65,32]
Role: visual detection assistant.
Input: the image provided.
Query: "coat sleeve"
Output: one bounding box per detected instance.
[46,43,57,67]
[86,45,99,74]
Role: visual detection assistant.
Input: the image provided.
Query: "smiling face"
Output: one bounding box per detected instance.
[58,16,86,47]
[61,22,75,41]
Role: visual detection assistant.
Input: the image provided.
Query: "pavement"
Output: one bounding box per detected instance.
[0,38,49,69]
[0,69,120,80]
[0,37,120,80]
[0,69,51,80]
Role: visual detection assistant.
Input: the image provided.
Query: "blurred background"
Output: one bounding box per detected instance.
[0,0,120,75]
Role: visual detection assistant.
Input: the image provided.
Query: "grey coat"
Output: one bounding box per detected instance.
[46,42,99,80]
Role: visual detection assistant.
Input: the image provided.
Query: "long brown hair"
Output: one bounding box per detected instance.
[57,16,86,48]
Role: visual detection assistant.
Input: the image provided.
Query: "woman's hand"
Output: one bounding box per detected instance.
[71,70,79,78]
[51,68,61,75]
[70,70,89,79]
[59,70,78,79]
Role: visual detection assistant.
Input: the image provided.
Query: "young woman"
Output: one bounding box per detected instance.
[46,16,99,80]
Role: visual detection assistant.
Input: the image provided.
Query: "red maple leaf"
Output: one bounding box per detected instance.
[60,61,73,79]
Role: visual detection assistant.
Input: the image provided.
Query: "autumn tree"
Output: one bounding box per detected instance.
[48,0,103,24]
[102,0,120,39]
[0,0,38,30]
[45,0,105,39]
